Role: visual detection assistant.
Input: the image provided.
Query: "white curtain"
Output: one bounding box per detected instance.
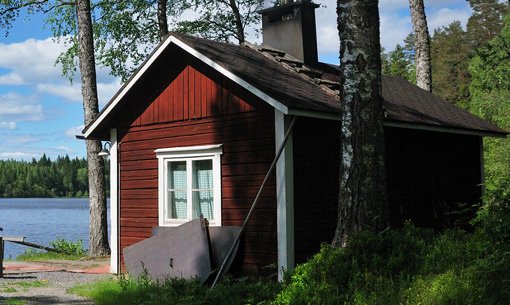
[192,160,214,220]
[168,161,187,219]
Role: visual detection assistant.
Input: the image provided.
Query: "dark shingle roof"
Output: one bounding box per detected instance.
[83,32,507,139]
[172,32,506,136]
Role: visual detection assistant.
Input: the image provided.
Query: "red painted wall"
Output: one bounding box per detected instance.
[116,56,277,275]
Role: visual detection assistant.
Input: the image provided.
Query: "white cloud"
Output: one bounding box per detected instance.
[0,92,48,122]
[97,79,122,108]
[56,146,75,153]
[0,38,68,85]
[313,0,471,53]
[0,132,42,144]
[0,152,39,159]
[37,83,83,103]
[0,73,26,85]
[0,122,16,129]
[64,125,85,139]
[427,7,470,31]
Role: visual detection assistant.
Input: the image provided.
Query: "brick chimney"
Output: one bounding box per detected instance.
[258,0,320,67]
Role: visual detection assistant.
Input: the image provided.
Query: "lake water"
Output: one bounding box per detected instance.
[0,198,110,259]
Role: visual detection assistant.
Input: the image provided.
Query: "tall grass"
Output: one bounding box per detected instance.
[72,273,281,305]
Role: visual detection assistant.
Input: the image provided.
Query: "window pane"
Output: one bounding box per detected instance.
[192,160,213,220]
[193,191,213,219]
[192,160,213,189]
[168,161,187,189]
[167,161,187,219]
[168,191,187,219]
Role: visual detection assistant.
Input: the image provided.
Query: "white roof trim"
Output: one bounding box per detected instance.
[171,38,289,114]
[83,36,175,139]
[83,35,289,138]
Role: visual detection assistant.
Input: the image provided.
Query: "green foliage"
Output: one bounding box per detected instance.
[471,200,510,302]
[49,237,87,255]
[72,219,510,305]
[74,273,281,305]
[431,21,472,107]
[469,15,510,203]
[274,222,510,305]
[274,223,432,305]
[467,0,508,47]
[382,43,415,82]
[0,154,108,198]
[44,0,264,82]
[15,237,88,261]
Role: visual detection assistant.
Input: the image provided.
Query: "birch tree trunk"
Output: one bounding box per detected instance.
[409,0,432,91]
[333,0,389,248]
[76,0,110,257]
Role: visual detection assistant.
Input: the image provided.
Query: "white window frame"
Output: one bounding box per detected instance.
[155,144,223,227]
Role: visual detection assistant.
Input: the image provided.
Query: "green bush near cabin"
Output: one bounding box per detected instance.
[14,238,88,261]
[75,201,510,305]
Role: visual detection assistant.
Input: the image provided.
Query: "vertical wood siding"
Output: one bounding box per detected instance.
[131,56,260,127]
[116,61,276,274]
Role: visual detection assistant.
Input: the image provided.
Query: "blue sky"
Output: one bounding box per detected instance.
[0,0,472,161]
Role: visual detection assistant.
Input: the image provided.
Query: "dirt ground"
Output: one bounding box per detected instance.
[0,257,113,305]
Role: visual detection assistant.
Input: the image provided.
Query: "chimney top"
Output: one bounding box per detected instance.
[258,1,319,67]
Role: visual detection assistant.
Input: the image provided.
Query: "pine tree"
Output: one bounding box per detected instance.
[431,21,472,107]
[467,0,509,46]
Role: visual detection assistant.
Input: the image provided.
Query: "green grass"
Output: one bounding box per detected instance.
[14,248,86,261]
[1,280,48,294]
[1,287,18,293]
[16,280,48,288]
[72,273,281,305]
[4,299,26,305]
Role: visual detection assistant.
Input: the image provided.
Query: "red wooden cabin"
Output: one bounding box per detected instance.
[82,1,507,278]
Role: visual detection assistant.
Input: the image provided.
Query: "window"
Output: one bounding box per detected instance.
[156,145,222,226]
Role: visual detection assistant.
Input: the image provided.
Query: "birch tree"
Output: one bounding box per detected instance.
[0,1,110,256]
[75,0,110,257]
[333,0,389,248]
[409,0,432,92]
[53,0,264,82]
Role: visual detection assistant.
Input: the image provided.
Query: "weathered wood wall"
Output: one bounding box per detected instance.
[116,53,277,274]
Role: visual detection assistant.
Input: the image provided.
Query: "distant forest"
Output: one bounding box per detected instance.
[0,154,109,198]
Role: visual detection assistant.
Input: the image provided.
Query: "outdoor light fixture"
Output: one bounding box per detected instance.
[98,141,111,158]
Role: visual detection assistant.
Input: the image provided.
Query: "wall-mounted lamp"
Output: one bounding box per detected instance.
[98,141,111,159]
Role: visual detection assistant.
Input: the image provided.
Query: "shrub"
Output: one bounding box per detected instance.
[49,237,87,255]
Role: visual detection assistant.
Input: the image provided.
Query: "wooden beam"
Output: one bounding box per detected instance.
[0,236,25,242]
[1,237,3,278]
[275,110,295,281]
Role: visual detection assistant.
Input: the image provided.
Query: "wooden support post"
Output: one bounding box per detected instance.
[0,238,3,278]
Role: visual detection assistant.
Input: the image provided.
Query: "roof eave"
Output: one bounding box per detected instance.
[384,120,509,138]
